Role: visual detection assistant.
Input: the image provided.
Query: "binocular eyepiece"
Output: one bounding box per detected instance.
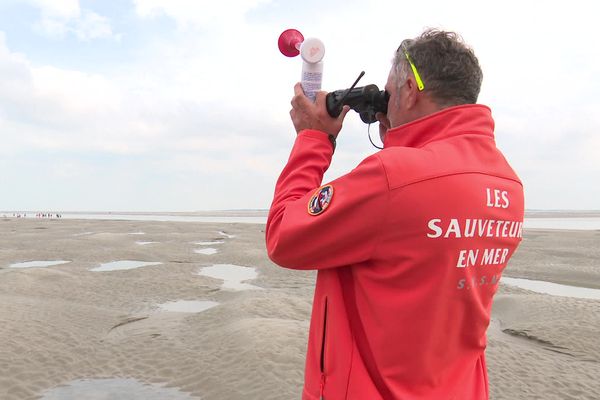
[326,84,389,124]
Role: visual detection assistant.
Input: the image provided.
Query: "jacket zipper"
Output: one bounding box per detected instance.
[320,297,328,400]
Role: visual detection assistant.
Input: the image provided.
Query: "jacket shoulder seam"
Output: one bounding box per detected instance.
[389,170,523,191]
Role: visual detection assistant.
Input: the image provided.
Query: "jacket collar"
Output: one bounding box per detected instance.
[383,104,495,149]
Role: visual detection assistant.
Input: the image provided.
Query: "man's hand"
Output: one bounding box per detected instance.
[290,83,350,138]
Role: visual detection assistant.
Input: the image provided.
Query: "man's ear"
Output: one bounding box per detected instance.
[404,77,419,110]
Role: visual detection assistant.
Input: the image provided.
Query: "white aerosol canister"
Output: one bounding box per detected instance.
[299,37,325,102]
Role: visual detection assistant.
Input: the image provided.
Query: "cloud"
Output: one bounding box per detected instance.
[1,27,288,210]
[2,0,599,210]
[133,0,272,29]
[0,28,289,176]
[29,0,80,19]
[25,0,118,41]
[0,33,128,152]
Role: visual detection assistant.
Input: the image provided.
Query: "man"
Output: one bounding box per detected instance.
[266,29,524,400]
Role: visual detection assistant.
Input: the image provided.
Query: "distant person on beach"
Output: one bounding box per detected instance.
[266,29,524,399]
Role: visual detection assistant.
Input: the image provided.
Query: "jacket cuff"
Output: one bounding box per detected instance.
[298,129,336,152]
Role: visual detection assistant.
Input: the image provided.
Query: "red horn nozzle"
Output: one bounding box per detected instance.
[278,29,304,57]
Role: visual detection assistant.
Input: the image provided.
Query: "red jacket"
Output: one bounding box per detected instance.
[266,104,524,400]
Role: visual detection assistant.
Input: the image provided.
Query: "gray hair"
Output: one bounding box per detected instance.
[392,29,483,106]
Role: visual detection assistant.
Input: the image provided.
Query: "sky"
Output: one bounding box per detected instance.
[0,0,598,212]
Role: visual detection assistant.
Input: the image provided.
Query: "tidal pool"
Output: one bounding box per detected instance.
[218,231,236,238]
[39,378,196,400]
[197,264,260,291]
[136,241,159,245]
[158,300,219,313]
[194,240,225,245]
[90,261,162,272]
[501,277,600,300]
[9,260,70,269]
[194,248,218,255]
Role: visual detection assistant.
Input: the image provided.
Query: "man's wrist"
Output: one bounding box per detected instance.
[328,133,336,151]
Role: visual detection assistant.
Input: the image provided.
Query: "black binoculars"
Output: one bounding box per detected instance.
[326,84,389,124]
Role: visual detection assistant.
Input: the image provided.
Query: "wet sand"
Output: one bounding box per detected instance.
[488,228,600,399]
[1,217,599,399]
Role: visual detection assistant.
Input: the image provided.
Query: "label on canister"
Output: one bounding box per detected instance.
[301,61,323,102]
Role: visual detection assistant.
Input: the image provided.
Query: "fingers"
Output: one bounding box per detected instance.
[314,90,327,107]
[375,112,390,143]
[293,82,304,96]
[375,112,390,129]
[338,105,351,121]
[291,83,311,110]
[289,84,347,136]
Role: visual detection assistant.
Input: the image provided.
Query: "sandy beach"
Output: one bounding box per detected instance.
[1,216,599,399]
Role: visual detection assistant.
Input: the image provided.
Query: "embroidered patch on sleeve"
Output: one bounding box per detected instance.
[308,185,334,216]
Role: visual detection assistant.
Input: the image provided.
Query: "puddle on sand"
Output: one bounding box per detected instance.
[501,277,600,300]
[73,232,94,237]
[9,260,70,269]
[39,378,196,400]
[128,232,145,235]
[158,300,219,313]
[90,260,162,272]
[194,240,224,245]
[218,231,235,238]
[197,264,260,291]
[136,241,159,245]
[194,248,218,255]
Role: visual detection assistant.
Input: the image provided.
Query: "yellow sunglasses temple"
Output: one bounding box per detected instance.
[404,51,425,91]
